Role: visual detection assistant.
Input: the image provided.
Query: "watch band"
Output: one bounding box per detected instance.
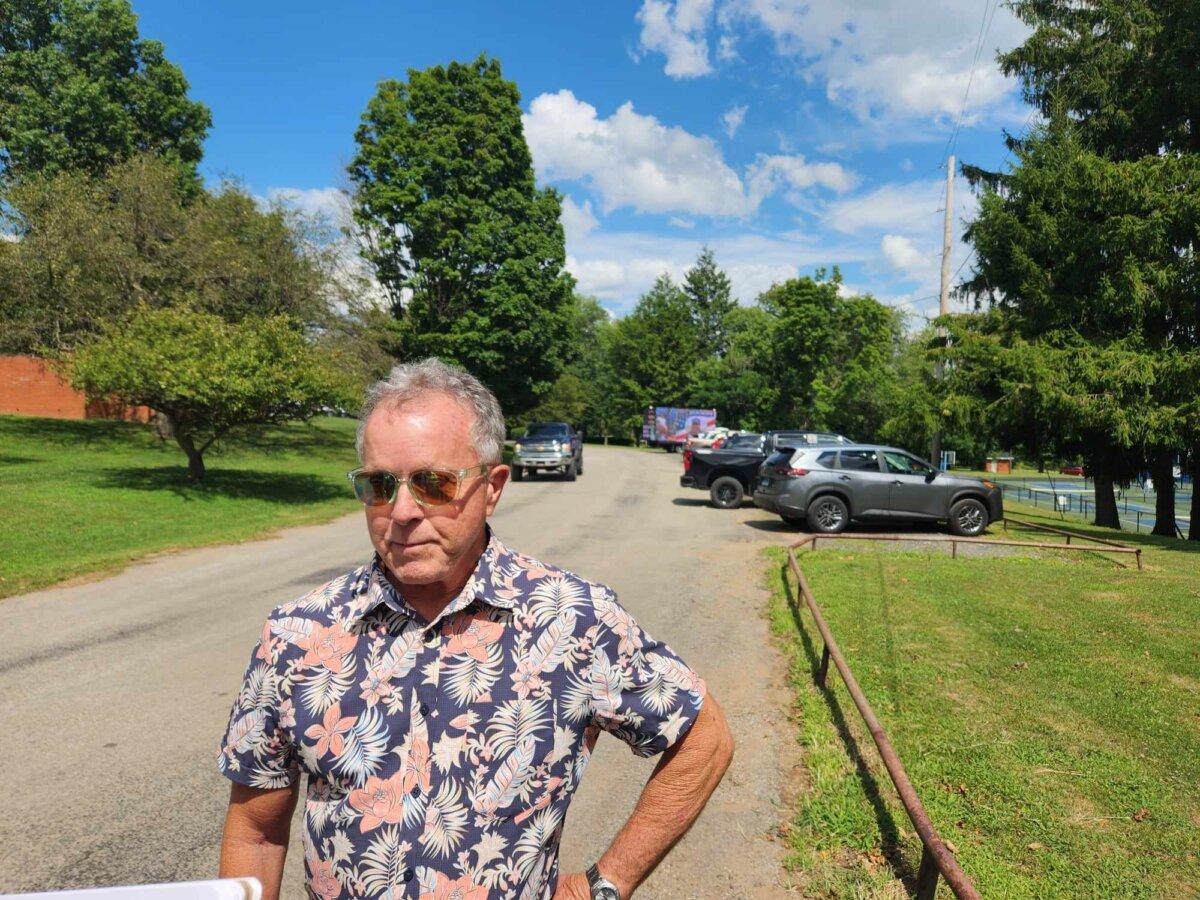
[586,862,621,900]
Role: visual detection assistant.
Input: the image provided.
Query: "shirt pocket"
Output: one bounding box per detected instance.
[467,704,559,821]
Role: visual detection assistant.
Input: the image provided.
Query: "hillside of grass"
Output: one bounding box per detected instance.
[0,415,361,598]
[766,507,1200,897]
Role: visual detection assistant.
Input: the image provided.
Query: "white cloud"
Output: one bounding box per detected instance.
[881,234,932,280]
[822,179,946,235]
[637,0,714,78]
[713,0,1031,131]
[721,103,748,137]
[263,186,389,311]
[566,228,868,313]
[747,153,858,206]
[264,186,350,224]
[523,90,853,218]
[559,195,599,242]
[668,216,696,229]
[716,33,739,62]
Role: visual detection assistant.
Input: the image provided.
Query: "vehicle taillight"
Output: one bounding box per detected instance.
[773,466,809,476]
[682,448,693,471]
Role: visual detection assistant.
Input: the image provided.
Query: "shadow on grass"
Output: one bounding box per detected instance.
[95,466,346,504]
[0,415,153,449]
[778,561,920,891]
[0,454,41,466]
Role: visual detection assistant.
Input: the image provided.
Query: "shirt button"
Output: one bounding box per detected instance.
[402,869,413,882]
[419,702,430,716]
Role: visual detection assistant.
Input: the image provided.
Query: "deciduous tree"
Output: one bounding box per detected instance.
[348,54,574,414]
[0,0,210,181]
[68,307,358,481]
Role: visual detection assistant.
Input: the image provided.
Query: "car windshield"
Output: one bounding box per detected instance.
[726,434,761,449]
[524,424,570,437]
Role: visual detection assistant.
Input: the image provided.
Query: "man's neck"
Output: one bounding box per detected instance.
[385,530,488,624]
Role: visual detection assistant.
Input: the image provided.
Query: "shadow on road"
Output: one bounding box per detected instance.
[96,466,345,504]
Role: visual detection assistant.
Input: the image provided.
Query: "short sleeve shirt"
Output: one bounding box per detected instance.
[218,532,706,900]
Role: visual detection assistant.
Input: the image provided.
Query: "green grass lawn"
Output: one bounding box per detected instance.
[0,414,362,598]
[766,505,1200,898]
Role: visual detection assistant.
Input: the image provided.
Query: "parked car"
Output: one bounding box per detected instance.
[1059,464,1085,476]
[686,427,731,449]
[680,432,849,508]
[511,422,583,481]
[714,431,762,451]
[753,444,1003,536]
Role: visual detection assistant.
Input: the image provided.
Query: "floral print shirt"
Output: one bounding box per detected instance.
[218,531,706,900]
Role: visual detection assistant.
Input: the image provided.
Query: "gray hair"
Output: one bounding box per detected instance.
[356,358,506,464]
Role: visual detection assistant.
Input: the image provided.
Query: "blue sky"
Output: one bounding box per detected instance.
[134,0,1035,320]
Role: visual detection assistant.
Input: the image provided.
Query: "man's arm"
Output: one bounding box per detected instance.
[218,781,300,900]
[557,691,735,899]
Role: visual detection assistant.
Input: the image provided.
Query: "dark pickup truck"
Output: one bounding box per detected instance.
[511,421,583,481]
[680,431,851,508]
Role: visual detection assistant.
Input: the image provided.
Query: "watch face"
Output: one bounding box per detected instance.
[595,888,620,900]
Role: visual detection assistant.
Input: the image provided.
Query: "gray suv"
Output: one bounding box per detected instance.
[753,444,1003,536]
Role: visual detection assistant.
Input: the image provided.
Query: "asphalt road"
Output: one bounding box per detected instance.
[0,445,801,898]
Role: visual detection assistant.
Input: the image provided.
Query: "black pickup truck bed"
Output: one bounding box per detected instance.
[680,447,768,508]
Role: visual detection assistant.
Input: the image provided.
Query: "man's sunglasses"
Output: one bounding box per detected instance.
[347,465,490,508]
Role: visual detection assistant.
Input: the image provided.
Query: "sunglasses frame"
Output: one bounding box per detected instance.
[347,464,491,508]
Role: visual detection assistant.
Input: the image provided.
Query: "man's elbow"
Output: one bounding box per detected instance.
[696,693,735,778]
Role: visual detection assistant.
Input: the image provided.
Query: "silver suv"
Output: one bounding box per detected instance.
[752,444,1003,536]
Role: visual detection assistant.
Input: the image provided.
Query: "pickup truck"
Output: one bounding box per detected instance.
[679,431,851,508]
[511,422,583,481]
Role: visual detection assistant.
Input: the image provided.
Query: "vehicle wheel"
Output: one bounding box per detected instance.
[565,461,577,482]
[780,514,806,527]
[577,456,583,476]
[948,498,989,536]
[709,476,744,509]
[806,495,849,534]
[512,465,524,481]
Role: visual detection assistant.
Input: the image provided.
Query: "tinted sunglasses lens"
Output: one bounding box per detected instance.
[409,469,459,506]
[353,471,397,505]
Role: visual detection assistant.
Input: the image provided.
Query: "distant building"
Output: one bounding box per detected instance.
[0,355,151,421]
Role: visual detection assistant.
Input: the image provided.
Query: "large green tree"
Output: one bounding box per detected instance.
[0,0,210,181]
[758,269,902,441]
[1001,0,1200,159]
[607,274,703,423]
[348,55,574,415]
[683,247,737,357]
[976,0,1200,537]
[963,119,1200,531]
[0,154,334,353]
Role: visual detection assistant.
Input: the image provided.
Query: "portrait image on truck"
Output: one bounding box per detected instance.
[643,406,717,451]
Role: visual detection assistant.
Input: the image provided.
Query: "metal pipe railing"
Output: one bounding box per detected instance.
[795,526,1142,570]
[785,544,982,899]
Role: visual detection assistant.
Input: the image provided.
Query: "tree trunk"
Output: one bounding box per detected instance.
[1150,448,1177,537]
[1088,445,1121,529]
[1190,446,1199,541]
[174,430,206,482]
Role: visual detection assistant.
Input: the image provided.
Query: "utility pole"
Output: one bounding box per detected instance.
[931,154,954,468]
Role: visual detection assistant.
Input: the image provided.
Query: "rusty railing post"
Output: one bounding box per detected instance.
[916,846,941,899]
[816,644,830,687]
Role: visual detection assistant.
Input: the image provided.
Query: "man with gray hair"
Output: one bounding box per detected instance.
[217,358,733,900]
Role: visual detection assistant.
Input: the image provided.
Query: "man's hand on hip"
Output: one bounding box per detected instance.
[553,872,592,900]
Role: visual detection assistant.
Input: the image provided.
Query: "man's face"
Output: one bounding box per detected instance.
[360,392,509,599]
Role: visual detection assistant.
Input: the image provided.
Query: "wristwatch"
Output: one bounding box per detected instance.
[586,863,621,900]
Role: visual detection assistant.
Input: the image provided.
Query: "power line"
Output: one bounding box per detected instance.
[942,0,1003,163]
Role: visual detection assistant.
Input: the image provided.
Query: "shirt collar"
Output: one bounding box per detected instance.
[345,527,515,623]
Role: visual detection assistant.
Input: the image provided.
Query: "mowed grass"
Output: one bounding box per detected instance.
[766,506,1200,898]
[0,414,361,598]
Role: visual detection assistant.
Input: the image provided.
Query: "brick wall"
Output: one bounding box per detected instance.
[0,355,151,422]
